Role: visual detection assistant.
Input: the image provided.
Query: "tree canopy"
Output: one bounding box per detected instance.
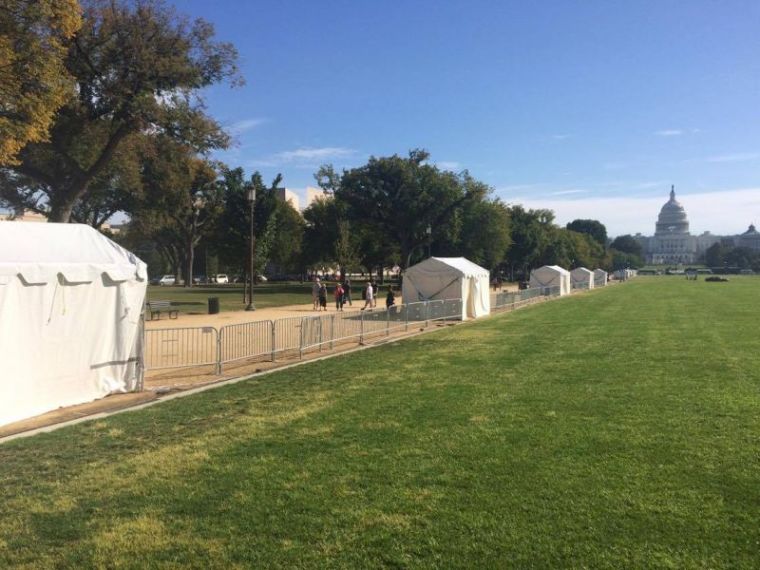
[566,219,608,246]
[0,0,82,165]
[0,0,239,221]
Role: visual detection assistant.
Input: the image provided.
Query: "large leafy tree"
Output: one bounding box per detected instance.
[610,234,643,257]
[136,139,221,287]
[0,0,239,221]
[0,0,82,165]
[215,168,304,278]
[506,206,555,279]
[335,149,474,269]
[566,219,608,247]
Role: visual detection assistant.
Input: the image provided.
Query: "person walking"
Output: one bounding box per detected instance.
[312,277,321,310]
[385,286,396,309]
[361,281,374,310]
[342,278,352,306]
[334,282,344,311]
[318,282,328,311]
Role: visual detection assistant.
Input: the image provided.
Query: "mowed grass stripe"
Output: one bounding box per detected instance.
[1,278,760,568]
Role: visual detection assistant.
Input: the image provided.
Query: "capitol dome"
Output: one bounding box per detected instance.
[655,186,690,235]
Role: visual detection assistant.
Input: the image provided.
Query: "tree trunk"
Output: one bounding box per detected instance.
[47,196,77,223]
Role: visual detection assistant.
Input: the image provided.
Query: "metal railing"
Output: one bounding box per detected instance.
[144,326,219,371]
[491,285,561,312]
[144,298,466,373]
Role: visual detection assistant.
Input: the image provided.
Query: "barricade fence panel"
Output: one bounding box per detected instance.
[220,320,273,365]
[144,292,569,373]
[274,316,304,358]
[145,326,219,371]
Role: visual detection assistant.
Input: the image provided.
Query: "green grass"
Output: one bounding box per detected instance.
[2,277,760,568]
[147,282,312,313]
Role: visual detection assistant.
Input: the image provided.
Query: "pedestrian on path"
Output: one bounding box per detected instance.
[342,278,352,306]
[334,282,344,311]
[385,286,396,309]
[312,277,321,310]
[361,281,374,310]
[319,283,328,311]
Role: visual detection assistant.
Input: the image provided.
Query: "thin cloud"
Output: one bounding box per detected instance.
[249,146,357,168]
[707,152,760,163]
[228,118,268,134]
[550,134,571,140]
[655,129,683,136]
[276,147,355,162]
[436,161,462,171]
[550,189,588,196]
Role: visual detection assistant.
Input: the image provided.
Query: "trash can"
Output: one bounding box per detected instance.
[208,297,220,314]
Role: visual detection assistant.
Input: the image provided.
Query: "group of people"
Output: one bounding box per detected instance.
[311,277,396,312]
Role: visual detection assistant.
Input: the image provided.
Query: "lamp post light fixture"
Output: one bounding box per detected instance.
[246,186,256,311]
[426,225,432,258]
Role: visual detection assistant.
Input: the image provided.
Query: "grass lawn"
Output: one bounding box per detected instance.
[147,282,312,313]
[3,277,760,567]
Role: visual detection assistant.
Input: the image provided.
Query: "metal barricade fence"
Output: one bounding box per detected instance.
[144,292,571,374]
[274,316,304,359]
[362,307,390,340]
[220,320,273,366]
[145,326,219,371]
[406,301,428,325]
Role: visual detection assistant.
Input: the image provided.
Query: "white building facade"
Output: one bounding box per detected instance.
[634,187,756,264]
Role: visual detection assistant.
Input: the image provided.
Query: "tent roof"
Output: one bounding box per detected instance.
[570,267,593,276]
[593,268,608,275]
[0,223,147,283]
[534,265,571,276]
[406,257,489,277]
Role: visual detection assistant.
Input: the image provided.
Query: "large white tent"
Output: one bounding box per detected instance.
[593,268,608,286]
[570,267,595,290]
[529,265,571,296]
[0,223,147,427]
[402,257,490,320]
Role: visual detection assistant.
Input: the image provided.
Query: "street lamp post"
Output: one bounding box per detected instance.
[426,225,432,258]
[246,186,256,311]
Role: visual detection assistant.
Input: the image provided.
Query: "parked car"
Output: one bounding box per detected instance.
[214,274,229,284]
[192,275,207,284]
[157,275,176,286]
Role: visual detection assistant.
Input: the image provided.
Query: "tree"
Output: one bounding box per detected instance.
[610,234,643,257]
[334,220,361,278]
[215,168,304,279]
[506,206,555,279]
[566,219,607,247]
[0,0,82,165]
[456,198,511,269]
[336,149,476,269]
[1,0,239,221]
[137,140,221,287]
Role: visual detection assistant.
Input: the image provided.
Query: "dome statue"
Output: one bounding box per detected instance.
[655,185,690,235]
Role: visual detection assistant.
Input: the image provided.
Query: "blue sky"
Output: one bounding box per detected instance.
[179,0,760,236]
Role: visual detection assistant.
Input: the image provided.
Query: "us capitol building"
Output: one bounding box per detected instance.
[633,186,760,264]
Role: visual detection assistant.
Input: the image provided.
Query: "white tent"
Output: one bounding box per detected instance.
[529,265,571,296]
[402,257,490,320]
[570,267,595,290]
[0,223,147,427]
[593,268,608,286]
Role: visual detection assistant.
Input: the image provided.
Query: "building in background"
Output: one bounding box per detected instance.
[634,187,757,263]
[304,186,326,210]
[276,188,300,211]
[0,208,46,223]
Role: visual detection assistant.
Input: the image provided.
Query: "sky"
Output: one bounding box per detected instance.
[177,0,760,237]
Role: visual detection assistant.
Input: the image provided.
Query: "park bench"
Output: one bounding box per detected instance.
[147,300,178,320]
